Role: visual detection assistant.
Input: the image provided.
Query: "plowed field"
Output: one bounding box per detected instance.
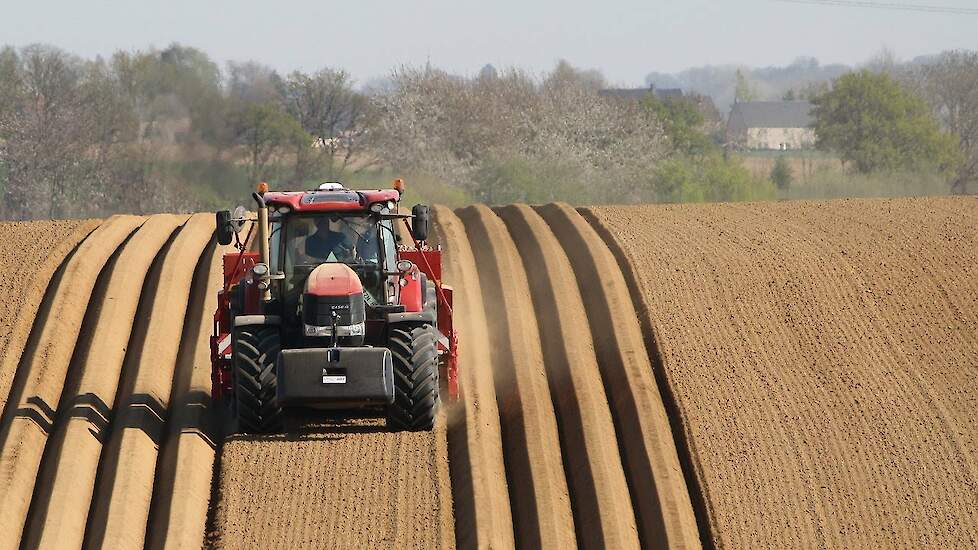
[587,197,978,548]
[0,197,975,549]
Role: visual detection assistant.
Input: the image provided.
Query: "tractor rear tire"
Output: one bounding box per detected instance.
[387,324,440,431]
[233,326,283,434]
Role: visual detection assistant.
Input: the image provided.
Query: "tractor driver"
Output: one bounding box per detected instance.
[300,215,355,263]
[296,215,379,265]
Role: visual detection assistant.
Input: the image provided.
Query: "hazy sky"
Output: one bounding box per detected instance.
[2,0,975,85]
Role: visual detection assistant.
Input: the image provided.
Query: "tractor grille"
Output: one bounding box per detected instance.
[302,292,366,327]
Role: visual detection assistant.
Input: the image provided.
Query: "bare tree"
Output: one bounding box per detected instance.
[917,51,978,194]
[0,44,196,219]
[368,61,668,202]
[281,69,372,181]
[0,45,93,218]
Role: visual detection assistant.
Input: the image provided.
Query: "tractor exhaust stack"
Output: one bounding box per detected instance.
[252,191,272,302]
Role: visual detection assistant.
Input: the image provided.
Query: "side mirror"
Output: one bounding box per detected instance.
[411,204,430,242]
[216,210,234,245]
[231,205,247,231]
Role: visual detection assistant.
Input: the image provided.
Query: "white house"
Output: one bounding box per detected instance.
[726,101,816,150]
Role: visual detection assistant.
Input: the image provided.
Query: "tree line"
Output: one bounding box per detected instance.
[0,43,975,220]
[0,44,379,219]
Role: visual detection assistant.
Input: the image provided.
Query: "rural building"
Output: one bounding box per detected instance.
[726,100,815,150]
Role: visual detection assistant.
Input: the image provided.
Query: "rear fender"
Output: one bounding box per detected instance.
[388,311,436,324]
[398,268,423,312]
[213,248,265,403]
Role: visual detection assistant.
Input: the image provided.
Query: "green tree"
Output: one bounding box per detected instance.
[230,102,310,181]
[770,156,793,189]
[642,95,714,155]
[654,154,773,203]
[812,70,961,174]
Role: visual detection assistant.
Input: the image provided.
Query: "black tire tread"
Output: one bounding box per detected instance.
[387,323,439,431]
[234,326,283,433]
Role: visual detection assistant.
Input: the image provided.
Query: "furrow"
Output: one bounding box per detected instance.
[537,202,702,550]
[144,232,221,550]
[82,213,215,550]
[21,214,185,550]
[578,206,726,549]
[0,219,101,414]
[456,205,576,550]
[495,204,639,550]
[432,205,515,549]
[0,215,145,550]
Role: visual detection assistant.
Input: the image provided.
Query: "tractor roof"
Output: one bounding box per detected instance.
[263,188,400,213]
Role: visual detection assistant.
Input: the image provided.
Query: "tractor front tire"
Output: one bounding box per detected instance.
[387,324,440,431]
[233,326,283,434]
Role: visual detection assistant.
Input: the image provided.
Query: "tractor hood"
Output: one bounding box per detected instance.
[302,263,366,344]
[305,263,363,297]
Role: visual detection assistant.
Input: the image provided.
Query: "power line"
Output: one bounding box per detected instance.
[772,0,978,14]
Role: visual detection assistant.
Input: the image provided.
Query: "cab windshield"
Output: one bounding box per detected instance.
[284,214,380,271]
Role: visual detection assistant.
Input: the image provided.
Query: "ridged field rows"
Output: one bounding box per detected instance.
[0,219,101,414]
[438,204,701,550]
[5,197,973,550]
[433,206,514,550]
[0,214,222,550]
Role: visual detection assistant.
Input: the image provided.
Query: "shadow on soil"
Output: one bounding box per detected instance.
[224,411,393,443]
[579,207,717,550]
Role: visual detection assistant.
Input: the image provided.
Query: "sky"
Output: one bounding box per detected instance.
[1,0,975,86]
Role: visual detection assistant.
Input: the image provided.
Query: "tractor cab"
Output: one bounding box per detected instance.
[211,180,457,434]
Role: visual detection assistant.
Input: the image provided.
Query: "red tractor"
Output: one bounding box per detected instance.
[210,180,458,433]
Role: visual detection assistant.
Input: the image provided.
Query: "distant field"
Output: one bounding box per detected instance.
[738,152,956,200]
[739,152,843,181]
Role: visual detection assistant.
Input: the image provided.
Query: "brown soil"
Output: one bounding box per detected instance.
[0,215,144,550]
[430,206,513,549]
[144,235,224,550]
[0,219,100,413]
[537,203,701,549]
[4,196,974,550]
[0,214,223,550]
[496,204,640,549]
[435,203,700,550]
[84,213,215,550]
[22,214,184,550]
[587,197,978,548]
[456,204,574,549]
[210,416,455,550]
